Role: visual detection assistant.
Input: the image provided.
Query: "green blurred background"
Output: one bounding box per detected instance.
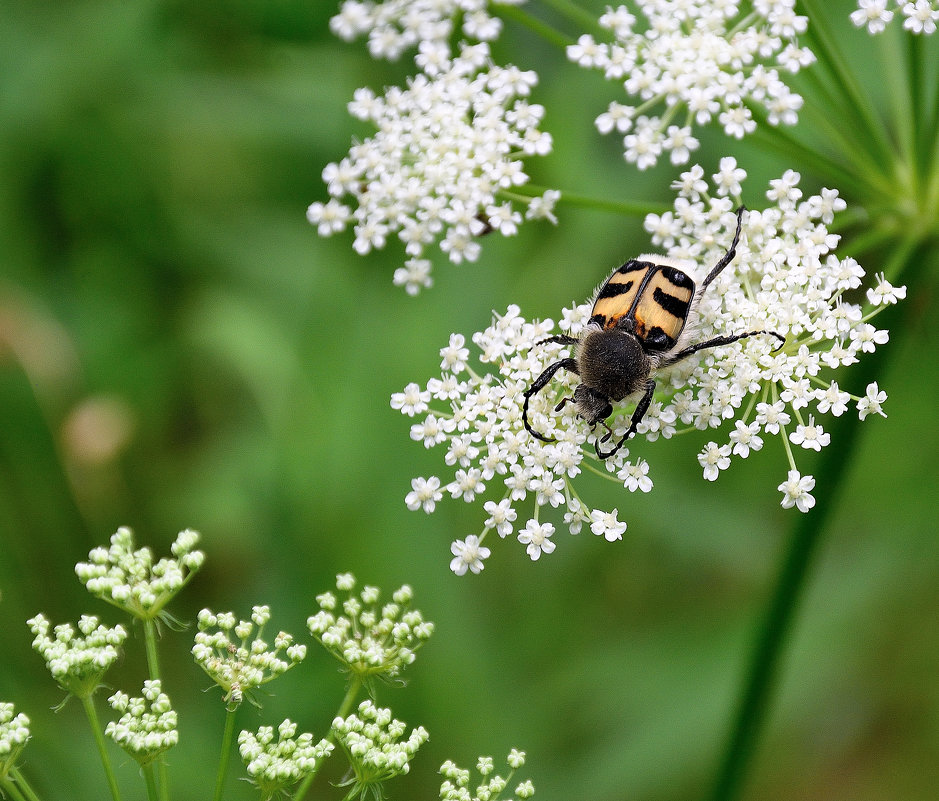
[1,1,937,799]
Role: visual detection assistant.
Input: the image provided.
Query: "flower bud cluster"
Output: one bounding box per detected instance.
[238,719,333,794]
[0,703,30,779]
[440,749,534,800]
[192,605,306,706]
[307,573,434,682]
[105,680,178,765]
[332,700,429,797]
[74,526,204,619]
[27,614,127,698]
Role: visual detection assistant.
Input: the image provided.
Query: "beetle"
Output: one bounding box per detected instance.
[522,206,785,459]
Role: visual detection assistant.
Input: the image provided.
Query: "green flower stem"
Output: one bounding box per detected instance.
[9,769,41,801]
[81,694,123,801]
[292,677,363,801]
[142,618,170,801]
[502,185,668,218]
[705,239,927,801]
[492,3,573,49]
[0,776,28,801]
[554,189,670,218]
[143,763,159,801]
[212,706,239,801]
[143,619,161,679]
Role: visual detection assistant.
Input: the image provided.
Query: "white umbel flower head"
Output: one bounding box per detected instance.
[308,42,556,293]
[105,681,178,766]
[27,614,127,699]
[238,719,333,796]
[330,0,525,60]
[192,606,305,707]
[394,160,903,571]
[332,700,429,799]
[568,1,814,168]
[307,574,434,684]
[74,526,204,620]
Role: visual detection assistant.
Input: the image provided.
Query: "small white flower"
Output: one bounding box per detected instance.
[306,199,350,236]
[484,499,517,538]
[517,520,556,560]
[778,470,816,512]
[857,382,888,419]
[392,258,434,295]
[588,509,627,542]
[699,442,732,481]
[729,421,764,458]
[866,272,908,305]
[390,382,431,416]
[405,476,443,513]
[450,535,490,576]
[789,416,830,451]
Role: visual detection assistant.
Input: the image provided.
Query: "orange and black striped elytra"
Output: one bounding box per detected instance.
[522,206,786,459]
[590,260,695,350]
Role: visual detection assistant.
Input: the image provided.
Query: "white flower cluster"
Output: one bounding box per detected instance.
[307,573,434,682]
[307,42,557,294]
[192,606,306,706]
[330,0,524,60]
[238,719,333,794]
[74,526,204,619]
[105,680,178,765]
[568,1,814,168]
[851,0,939,33]
[332,700,429,794]
[440,749,534,801]
[394,159,903,574]
[27,614,127,697]
[0,703,30,779]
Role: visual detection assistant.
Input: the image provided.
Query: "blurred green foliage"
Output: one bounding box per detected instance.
[1,1,937,800]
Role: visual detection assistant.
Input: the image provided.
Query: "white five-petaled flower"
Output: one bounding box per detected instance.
[450,535,491,575]
[395,161,902,573]
[568,1,814,169]
[308,42,556,293]
[517,520,556,559]
[778,470,817,512]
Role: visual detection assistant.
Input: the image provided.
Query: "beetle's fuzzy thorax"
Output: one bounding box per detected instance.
[576,328,652,405]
